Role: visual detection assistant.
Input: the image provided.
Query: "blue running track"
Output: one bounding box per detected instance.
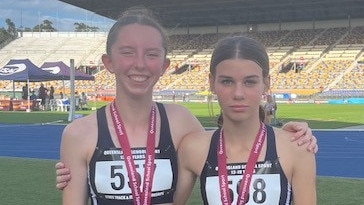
[0,124,363,178]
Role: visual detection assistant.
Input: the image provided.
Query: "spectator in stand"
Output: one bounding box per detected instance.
[264,94,277,125]
[30,90,38,111]
[49,85,55,100]
[80,92,88,110]
[74,91,80,110]
[22,83,28,100]
[30,90,37,101]
[172,91,176,102]
[38,83,48,110]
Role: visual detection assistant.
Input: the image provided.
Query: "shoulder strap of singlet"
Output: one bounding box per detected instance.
[96,105,114,147]
[207,129,221,166]
[265,125,277,161]
[155,102,178,199]
[200,128,220,186]
[155,102,174,150]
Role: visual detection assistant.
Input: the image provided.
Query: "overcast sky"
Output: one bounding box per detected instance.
[0,0,115,32]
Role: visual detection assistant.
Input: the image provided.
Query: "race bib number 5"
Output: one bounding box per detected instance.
[94,159,172,194]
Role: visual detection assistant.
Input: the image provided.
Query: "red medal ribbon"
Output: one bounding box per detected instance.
[218,121,266,205]
[110,101,156,205]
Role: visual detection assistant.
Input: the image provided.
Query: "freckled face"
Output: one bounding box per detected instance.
[103,24,169,97]
[210,59,268,122]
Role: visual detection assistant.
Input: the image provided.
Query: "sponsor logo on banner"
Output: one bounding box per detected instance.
[41,66,61,74]
[0,63,27,75]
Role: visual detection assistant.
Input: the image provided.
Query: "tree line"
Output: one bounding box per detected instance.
[0,18,99,45]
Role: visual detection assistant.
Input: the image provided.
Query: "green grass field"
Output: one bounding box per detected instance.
[1,102,363,128]
[0,102,363,204]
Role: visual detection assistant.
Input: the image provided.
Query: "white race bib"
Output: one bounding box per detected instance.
[94,159,173,195]
[206,174,281,205]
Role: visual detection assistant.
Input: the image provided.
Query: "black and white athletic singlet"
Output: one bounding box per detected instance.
[88,103,177,205]
[200,125,292,205]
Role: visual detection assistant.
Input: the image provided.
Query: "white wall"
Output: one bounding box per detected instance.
[21,32,108,38]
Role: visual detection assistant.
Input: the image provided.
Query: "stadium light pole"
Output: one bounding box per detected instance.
[38,11,41,33]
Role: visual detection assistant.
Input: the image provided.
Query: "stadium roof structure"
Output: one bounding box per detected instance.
[59,0,364,28]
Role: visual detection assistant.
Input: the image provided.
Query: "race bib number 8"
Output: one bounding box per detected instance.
[206,174,281,205]
[94,159,172,194]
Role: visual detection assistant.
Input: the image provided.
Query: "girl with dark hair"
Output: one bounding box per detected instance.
[175,36,316,205]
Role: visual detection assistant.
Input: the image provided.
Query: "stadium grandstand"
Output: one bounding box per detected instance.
[0,0,364,107]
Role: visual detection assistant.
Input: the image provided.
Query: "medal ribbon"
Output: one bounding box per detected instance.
[110,101,156,205]
[217,121,266,205]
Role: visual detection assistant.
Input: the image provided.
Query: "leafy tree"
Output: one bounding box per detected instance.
[74,22,99,32]
[33,19,57,32]
[0,28,10,43]
[0,19,17,44]
[5,18,17,38]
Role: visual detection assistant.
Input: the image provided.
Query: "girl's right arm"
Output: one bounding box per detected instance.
[173,134,198,205]
[173,131,211,205]
[291,148,316,205]
[60,124,89,205]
